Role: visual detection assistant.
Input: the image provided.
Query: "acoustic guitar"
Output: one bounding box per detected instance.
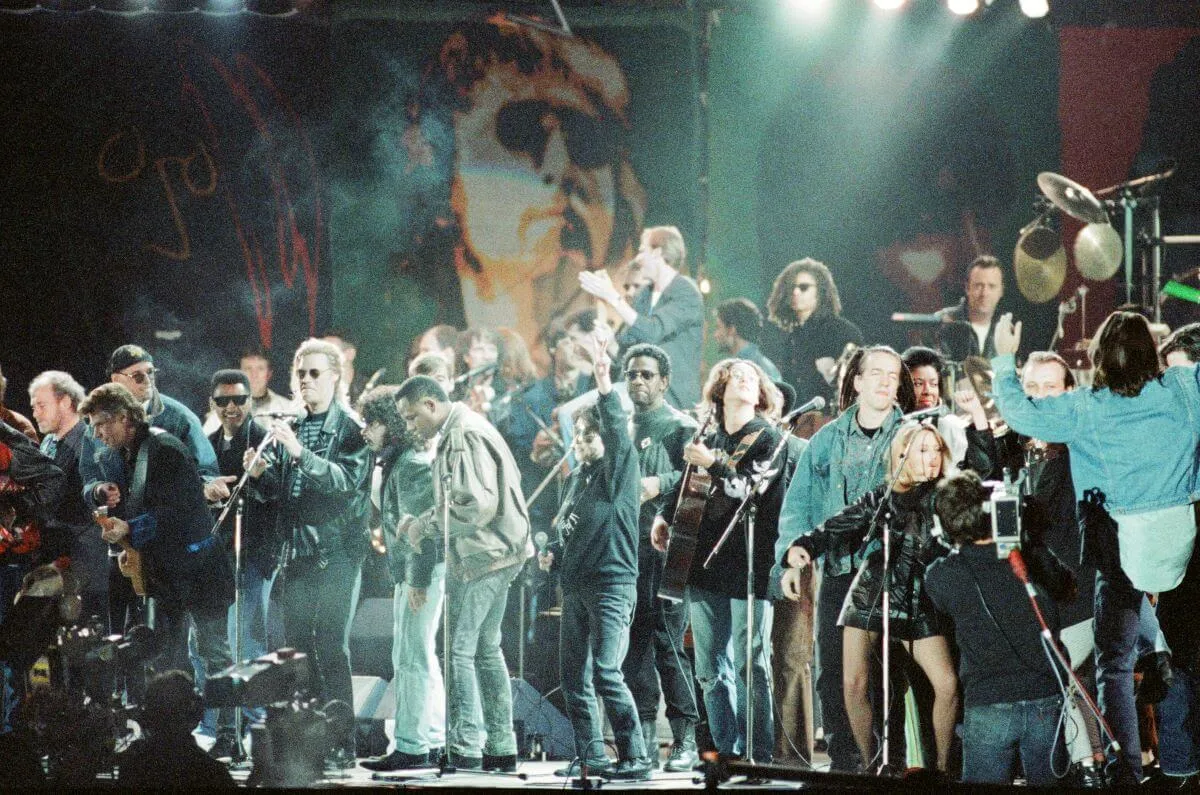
[94,506,147,597]
[657,409,716,602]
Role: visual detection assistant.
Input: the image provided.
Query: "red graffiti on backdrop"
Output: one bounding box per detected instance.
[97,40,323,350]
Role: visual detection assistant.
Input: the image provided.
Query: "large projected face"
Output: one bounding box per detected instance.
[444,26,645,337]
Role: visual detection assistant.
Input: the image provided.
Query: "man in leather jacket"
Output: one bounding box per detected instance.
[246,338,371,770]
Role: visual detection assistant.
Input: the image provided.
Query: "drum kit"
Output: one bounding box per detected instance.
[1015,164,1195,317]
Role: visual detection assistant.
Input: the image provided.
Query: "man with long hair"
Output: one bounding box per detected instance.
[652,359,794,762]
[765,258,863,408]
[992,310,1200,785]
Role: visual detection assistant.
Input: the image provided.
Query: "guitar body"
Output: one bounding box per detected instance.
[658,468,710,602]
[658,409,718,603]
[116,540,148,597]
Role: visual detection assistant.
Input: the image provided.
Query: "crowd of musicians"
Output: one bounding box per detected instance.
[2,223,1200,785]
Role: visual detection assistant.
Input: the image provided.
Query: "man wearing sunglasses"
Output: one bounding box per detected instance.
[244,338,371,771]
[618,343,701,772]
[204,369,281,759]
[80,344,219,639]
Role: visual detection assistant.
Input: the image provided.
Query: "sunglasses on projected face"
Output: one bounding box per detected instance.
[624,369,660,382]
[495,100,621,170]
[794,283,816,293]
[297,368,330,381]
[212,395,250,408]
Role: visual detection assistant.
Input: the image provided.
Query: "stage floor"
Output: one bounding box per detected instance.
[234,759,822,790]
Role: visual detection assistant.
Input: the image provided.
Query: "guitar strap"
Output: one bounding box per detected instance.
[725,429,763,471]
[125,429,157,518]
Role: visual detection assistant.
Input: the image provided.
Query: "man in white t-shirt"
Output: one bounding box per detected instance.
[936,255,1006,359]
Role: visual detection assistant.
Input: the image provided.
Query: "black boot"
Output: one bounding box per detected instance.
[663,718,697,773]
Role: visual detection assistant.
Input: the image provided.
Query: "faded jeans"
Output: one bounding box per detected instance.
[392,563,446,755]
[445,563,519,758]
[561,582,645,764]
[962,695,1066,786]
[689,586,774,762]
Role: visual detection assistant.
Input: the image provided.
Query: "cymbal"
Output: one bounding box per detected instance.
[1037,172,1108,224]
[1074,222,1123,280]
[1014,224,1066,303]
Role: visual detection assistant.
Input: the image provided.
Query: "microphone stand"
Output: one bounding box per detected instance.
[702,416,795,765]
[207,423,278,765]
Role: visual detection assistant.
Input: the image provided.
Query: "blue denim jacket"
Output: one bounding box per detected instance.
[772,403,904,580]
[991,354,1200,515]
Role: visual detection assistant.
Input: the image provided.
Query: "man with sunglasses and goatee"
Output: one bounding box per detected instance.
[81,344,220,637]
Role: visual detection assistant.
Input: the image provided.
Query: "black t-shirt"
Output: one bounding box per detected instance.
[678,416,791,600]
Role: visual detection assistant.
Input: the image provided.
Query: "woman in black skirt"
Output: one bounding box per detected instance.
[786,422,959,772]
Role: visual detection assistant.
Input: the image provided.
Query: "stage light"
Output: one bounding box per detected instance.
[1019,0,1049,18]
[783,0,831,18]
[874,0,906,10]
[947,0,979,15]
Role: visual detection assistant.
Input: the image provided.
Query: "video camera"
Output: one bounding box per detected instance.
[982,470,1027,559]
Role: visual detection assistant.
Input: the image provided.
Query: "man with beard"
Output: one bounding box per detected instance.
[618,343,700,770]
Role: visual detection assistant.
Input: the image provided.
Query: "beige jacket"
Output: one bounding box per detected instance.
[422,403,532,581]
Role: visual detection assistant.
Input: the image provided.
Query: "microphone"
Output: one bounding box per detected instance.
[782,396,826,425]
[901,404,947,423]
[260,410,303,425]
[533,531,549,555]
[453,362,498,386]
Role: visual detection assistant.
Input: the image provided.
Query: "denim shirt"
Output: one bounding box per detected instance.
[991,354,1200,515]
[773,403,904,579]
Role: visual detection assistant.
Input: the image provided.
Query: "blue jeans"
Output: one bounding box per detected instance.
[392,564,446,755]
[561,582,645,764]
[963,695,1066,786]
[688,586,774,761]
[445,563,519,758]
[1157,666,1200,777]
[1093,569,1146,781]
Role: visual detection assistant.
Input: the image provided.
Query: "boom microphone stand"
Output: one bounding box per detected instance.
[208,422,280,764]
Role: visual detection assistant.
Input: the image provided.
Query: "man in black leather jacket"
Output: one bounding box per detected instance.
[246,338,371,770]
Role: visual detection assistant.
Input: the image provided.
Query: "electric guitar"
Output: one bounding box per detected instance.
[94,506,147,597]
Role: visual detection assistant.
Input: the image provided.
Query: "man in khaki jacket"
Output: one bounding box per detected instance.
[396,375,533,773]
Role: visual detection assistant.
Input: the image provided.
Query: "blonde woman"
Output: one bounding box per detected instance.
[784,423,959,772]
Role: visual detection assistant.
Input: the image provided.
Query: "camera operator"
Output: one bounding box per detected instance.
[926,471,1076,786]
